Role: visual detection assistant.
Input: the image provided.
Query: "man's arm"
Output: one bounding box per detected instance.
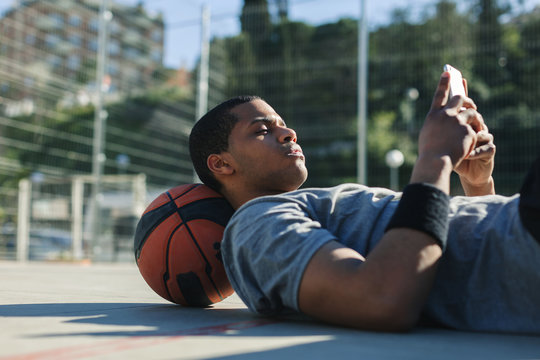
[299,157,453,331]
[298,230,442,331]
[298,72,484,331]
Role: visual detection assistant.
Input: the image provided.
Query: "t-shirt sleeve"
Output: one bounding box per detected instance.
[221,197,335,315]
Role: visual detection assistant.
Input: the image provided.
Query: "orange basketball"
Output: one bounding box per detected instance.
[134,184,235,306]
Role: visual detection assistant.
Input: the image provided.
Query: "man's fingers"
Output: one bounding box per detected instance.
[429,72,477,115]
[459,108,485,133]
[468,143,496,159]
[430,71,451,111]
[475,129,494,145]
[467,130,495,159]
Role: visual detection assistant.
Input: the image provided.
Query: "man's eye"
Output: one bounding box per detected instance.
[256,129,268,135]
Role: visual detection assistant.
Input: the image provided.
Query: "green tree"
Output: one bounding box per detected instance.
[471,0,513,109]
[223,33,259,96]
[240,0,271,39]
[221,0,536,190]
[516,13,540,110]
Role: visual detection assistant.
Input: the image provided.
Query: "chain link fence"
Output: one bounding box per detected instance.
[1,0,539,261]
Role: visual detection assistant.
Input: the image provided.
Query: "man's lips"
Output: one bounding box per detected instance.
[287,146,304,158]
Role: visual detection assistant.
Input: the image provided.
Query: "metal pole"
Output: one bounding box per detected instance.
[90,0,111,253]
[16,179,31,262]
[385,149,404,191]
[133,173,147,217]
[71,177,84,260]
[194,3,211,183]
[196,4,210,121]
[357,0,369,184]
[390,167,398,191]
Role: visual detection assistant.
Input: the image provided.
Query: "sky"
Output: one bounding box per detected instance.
[129,0,448,68]
[1,0,539,69]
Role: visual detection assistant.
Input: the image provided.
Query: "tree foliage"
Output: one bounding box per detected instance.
[221,0,540,192]
[4,0,540,195]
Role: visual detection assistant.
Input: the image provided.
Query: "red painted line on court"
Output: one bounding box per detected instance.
[1,318,279,360]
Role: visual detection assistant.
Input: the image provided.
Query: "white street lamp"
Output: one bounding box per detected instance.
[385,149,404,190]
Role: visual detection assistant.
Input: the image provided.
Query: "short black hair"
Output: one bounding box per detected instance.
[189,95,261,192]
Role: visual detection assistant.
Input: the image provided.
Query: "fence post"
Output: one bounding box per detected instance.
[193,4,211,183]
[90,0,112,253]
[133,173,147,217]
[357,0,369,185]
[71,176,84,260]
[16,178,31,262]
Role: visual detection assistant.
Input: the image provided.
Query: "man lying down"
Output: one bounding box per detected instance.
[188,71,540,334]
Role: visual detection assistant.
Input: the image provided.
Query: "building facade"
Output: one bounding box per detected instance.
[0,0,164,109]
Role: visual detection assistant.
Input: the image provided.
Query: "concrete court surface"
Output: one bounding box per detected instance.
[1,261,540,360]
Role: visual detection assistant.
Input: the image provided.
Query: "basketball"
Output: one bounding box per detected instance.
[134,184,235,307]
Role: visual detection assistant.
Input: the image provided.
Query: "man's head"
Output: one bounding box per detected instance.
[190,96,260,191]
[189,96,307,208]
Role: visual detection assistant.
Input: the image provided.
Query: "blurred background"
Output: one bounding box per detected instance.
[0,0,539,262]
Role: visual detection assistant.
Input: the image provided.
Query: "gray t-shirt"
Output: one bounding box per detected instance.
[221,183,540,334]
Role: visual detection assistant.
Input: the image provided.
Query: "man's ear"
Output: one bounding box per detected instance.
[207,154,234,176]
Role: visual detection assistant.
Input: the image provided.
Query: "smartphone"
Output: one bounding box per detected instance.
[444,64,466,100]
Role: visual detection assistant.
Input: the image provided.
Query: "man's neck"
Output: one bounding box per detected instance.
[221,186,287,210]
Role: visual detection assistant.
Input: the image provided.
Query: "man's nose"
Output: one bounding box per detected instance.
[279,127,297,143]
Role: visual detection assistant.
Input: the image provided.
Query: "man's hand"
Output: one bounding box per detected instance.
[454,127,496,196]
[451,77,496,196]
[411,71,485,194]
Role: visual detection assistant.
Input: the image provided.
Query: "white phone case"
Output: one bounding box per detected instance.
[444,64,466,99]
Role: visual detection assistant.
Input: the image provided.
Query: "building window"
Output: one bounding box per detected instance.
[89,17,99,32]
[151,48,162,62]
[46,54,62,68]
[88,38,98,52]
[50,13,64,28]
[151,29,162,42]
[0,82,9,93]
[69,34,82,47]
[109,21,121,35]
[25,34,36,45]
[45,34,61,48]
[69,14,82,27]
[124,47,140,60]
[124,29,141,46]
[107,61,119,75]
[67,55,81,70]
[108,40,120,56]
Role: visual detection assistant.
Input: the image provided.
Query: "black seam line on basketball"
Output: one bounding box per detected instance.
[134,187,196,256]
[177,198,234,227]
[165,190,175,201]
[134,200,179,261]
[133,190,182,260]
[180,213,224,301]
[163,221,184,302]
[171,184,200,201]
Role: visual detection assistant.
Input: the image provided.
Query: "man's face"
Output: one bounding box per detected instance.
[223,99,308,196]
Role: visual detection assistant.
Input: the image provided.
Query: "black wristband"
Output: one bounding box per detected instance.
[385,183,450,251]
